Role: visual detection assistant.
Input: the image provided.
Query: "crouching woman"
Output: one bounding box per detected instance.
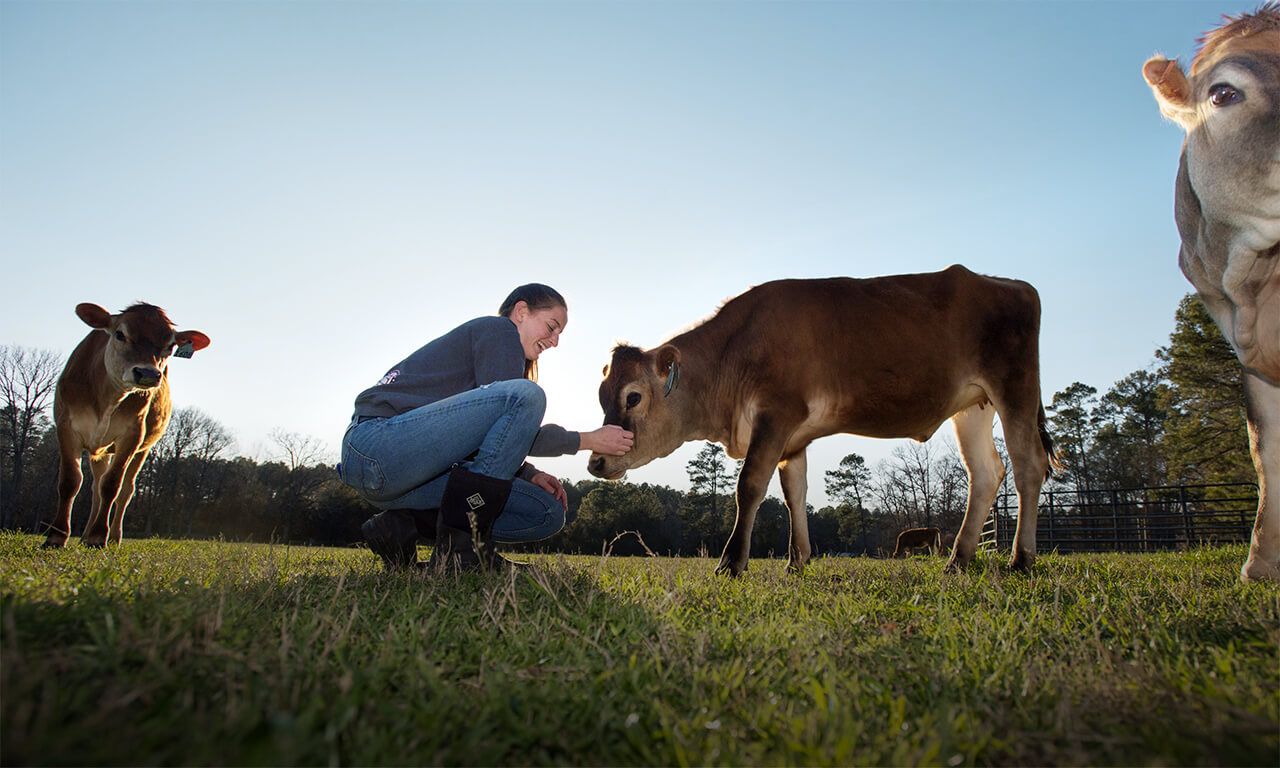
[340,284,632,572]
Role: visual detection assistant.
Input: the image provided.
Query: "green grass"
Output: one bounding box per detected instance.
[2,533,1276,767]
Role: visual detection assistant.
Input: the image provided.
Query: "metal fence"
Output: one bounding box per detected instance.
[989,482,1258,553]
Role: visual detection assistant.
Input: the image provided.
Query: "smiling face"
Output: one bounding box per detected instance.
[511,301,568,361]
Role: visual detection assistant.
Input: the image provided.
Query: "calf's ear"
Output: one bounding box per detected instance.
[175,330,212,352]
[655,344,681,396]
[75,303,113,330]
[1143,57,1196,128]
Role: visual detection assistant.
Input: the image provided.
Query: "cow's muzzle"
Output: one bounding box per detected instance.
[132,367,162,388]
[588,454,626,481]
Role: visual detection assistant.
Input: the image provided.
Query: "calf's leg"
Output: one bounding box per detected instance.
[716,410,798,577]
[945,403,1004,572]
[44,440,84,548]
[81,454,114,547]
[107,450,150,545]
[1241,372,1279,583]
[778,449,810,573]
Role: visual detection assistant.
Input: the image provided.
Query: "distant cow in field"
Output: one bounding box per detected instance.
[893,527,942,558]
[589,266,1061,576]
[43,303,209,548]
[1144,5,1280,582]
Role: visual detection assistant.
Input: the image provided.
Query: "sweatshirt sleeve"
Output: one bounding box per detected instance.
[529,424,581,457]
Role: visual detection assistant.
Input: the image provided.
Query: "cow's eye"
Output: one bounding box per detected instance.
[115,331,127,343]
[1209,83,1242,107]
[625,392,642,409]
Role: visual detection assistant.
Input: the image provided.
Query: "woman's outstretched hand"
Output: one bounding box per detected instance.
[581,424,634,456]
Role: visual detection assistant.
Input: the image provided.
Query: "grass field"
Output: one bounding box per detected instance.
[1,532,1277,767]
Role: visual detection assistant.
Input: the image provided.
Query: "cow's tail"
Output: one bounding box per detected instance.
[1038,403,1065,480]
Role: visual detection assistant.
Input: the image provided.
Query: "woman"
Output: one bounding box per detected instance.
[340,284,632,572]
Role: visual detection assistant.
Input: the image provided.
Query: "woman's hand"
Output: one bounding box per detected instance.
[531,472,567,510]
[581,425,634,456]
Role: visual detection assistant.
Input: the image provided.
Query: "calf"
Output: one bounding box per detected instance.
[1144,5,1280,581]
[892,527,942,558]
[43,303,209,548]
[590,266,1060,576]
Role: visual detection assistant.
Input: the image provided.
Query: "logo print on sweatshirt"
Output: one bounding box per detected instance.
[466,493,485,511]
[377,369,400,386]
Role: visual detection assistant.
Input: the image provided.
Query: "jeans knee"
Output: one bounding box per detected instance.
[506,378,546,415]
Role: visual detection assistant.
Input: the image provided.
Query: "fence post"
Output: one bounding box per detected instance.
[1110,490,1122,551]
[1181,485,1193,546]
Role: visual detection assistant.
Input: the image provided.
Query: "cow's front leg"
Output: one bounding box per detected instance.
[715,410,797,577]
[108,450,150,546]
[778,449,810,574]
[44,438,84,548]
[1241,371,1279,583]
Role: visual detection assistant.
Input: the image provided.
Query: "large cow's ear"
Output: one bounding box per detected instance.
[75,303,113,330]
[175,330,211,353]
[1144,57,1195,128]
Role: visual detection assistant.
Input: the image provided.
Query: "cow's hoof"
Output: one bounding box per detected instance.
[714,560,746,578]
[943,552,971,573]
[40,537,68,549]
[1240,556,1280,583]
[81,538,107,549]
[1007,550,1035,572]
[784,560,807,575]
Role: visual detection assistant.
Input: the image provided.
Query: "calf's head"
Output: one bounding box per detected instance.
[1143,7,1280,250]
[78,303,211,390]
[588,344,685,480]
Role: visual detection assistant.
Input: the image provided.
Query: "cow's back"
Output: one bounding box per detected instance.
[701,265,1040,439]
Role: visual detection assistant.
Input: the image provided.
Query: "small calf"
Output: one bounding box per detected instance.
[892,527,942,558]
[44,303,209,548]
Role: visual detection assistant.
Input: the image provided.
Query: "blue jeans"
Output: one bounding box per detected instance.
[340,379,564,543]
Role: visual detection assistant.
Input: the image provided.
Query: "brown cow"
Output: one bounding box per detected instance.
[43,303,210,548]
[1144,6,1280,582]
[892,527,942,558]
[589,266,1061,576]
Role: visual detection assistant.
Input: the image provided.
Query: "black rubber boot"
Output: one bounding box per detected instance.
[361,509,419,572]
[424,465,512,573]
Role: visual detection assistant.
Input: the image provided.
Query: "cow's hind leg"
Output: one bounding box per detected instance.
[43,438,84,548]
[779,449,811,574]
[945,402,1004,572]
[1002,404,1051,572]
[80,453,113,547]
[1241,372,1279,583]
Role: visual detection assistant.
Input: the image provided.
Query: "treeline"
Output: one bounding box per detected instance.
[0,295,1254,556]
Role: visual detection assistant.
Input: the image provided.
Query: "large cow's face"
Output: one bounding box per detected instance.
[588,344,686,480]
[78,303,211,391]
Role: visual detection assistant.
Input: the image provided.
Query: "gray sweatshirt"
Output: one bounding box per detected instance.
[352,316,580,461]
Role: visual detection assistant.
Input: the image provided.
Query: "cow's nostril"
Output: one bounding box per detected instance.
[588,456,604,475]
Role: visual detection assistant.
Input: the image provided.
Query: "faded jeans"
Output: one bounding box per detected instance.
[340,379,564,543]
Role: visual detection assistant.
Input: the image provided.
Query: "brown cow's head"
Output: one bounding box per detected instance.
[588,343,686,480]
[78,303,211,391]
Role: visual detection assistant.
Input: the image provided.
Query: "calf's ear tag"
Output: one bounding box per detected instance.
[663,361,681,397]
[174,342,195,359]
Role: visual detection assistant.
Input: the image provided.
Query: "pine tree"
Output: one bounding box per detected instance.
[1157,294,1253,485]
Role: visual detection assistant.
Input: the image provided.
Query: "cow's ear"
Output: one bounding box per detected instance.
[75,303,113,330]
[175,330,211,352]
[1144,57,1195,128]
[602,364,610,378]
[655,345,681,396]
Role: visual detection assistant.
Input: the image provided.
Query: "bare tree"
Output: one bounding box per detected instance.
[269,428,327,471]
[0,346,62,530]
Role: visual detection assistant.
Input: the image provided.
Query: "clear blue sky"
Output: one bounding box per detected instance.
[0,0,1225,505]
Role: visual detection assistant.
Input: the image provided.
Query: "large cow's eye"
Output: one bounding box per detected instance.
[1209,83,1242,107]
[115,331,127,343]
[625,392,642,409]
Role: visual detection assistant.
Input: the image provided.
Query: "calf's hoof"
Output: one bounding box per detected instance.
[943,548,973,574]
[1240,555,1280,583]
[40,535,68,549]
[1007,549,1035,573]
[714,559,746,578]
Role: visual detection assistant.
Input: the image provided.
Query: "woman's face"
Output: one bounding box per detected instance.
[512,302,568,361]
